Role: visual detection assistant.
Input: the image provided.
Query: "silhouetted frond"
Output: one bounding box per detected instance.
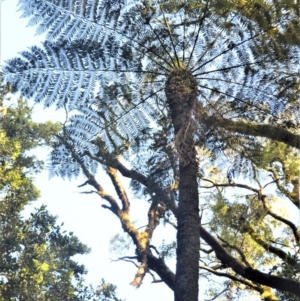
[4,0,300,180]
[49,137,98,179]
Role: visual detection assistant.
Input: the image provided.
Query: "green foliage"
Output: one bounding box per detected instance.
[159,240,176,261]
[2,1,300,301]
[93,279,125,301]
[0,80,123,300]
[210,194,275,265]
[109,233,132,255]
[0,205,87,300]
[252,141,300,182]
[0,81,60,208]
[0,204,124,301]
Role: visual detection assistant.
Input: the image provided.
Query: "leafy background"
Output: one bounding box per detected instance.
[1,1,175,300]
[2,0,299,300]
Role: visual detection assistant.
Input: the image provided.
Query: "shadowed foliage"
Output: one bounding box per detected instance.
[3,1,300,300]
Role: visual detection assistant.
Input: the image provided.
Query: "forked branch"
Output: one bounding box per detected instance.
[200,225,300,297]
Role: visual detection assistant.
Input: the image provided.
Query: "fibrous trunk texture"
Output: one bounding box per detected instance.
[165,68,200,301]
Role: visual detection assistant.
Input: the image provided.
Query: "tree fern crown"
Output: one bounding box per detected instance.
[4,0,299,179]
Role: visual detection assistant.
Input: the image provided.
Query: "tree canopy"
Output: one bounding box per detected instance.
[0,78,123,301]
[3,1,300,300]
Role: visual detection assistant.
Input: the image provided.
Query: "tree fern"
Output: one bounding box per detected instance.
[4,1,300,300]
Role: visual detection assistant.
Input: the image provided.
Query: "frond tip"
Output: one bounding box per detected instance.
[4,42,101,108]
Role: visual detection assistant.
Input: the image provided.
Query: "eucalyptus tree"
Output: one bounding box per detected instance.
[4,0,300,300]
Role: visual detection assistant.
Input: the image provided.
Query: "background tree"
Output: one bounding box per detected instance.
[197,139,300,300]
[3,0,300,300]
[0,79,123,301]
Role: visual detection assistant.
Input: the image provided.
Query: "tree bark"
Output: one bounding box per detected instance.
[165,68,200,301]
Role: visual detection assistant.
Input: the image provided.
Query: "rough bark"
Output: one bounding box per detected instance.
[165,68,200,301]
[147,253,175,290]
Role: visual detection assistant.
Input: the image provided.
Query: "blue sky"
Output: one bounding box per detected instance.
[3,2,295,300]
[0,1,175,300]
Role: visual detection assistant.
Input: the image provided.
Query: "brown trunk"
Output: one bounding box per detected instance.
[165,68,200,301]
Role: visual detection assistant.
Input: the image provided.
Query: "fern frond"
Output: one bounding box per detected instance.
[18,0,126,43]
[4,0,299,185]
[4,42,114,108]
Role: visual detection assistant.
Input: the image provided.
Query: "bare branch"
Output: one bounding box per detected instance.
[111,256,139,263]
[117,161,178,215]
[151,279,164,283]
[199,265,262,293]
[147,253,175,290]
[200,248,214,254]
[266,166,300,209]
[130,255,148,287]
[217,235,252,268]
[59,135,120,214]
[107,167,130,212]
[150,244,160,255]
[204,288,229,301]
[163,215,177,229]
[260,194,300,243]
[200,225,300,297]
[201,178,260,194]
[79,190,96,194]
[77,180,90,187]
[84,148,178,215]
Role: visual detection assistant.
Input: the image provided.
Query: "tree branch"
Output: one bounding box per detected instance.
[59,135,120,214]
[200,265,280,301]
[107,167,130,212]
[200,247,214,254]
[130,255,148,287]
[74,144,177,291]
[201,177,299,243]
[204,288,229,301]
[266,166,300,209]
[116,161,178,215]
[217,235,252,268]
[260,194,300,243]
[83,147,178,215]
[147,252,175,290]
[204,115,300,150]
[241,223,300,270]
[201,178,260,194]
[200,225,300,297]
[199,265,261,292]
[111,256,139,263]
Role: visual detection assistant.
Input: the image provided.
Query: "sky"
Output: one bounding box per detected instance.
[2,2,297,301]
[0,1,175,300]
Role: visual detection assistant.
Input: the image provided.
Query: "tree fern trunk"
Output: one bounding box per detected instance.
[165,68,200,301]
